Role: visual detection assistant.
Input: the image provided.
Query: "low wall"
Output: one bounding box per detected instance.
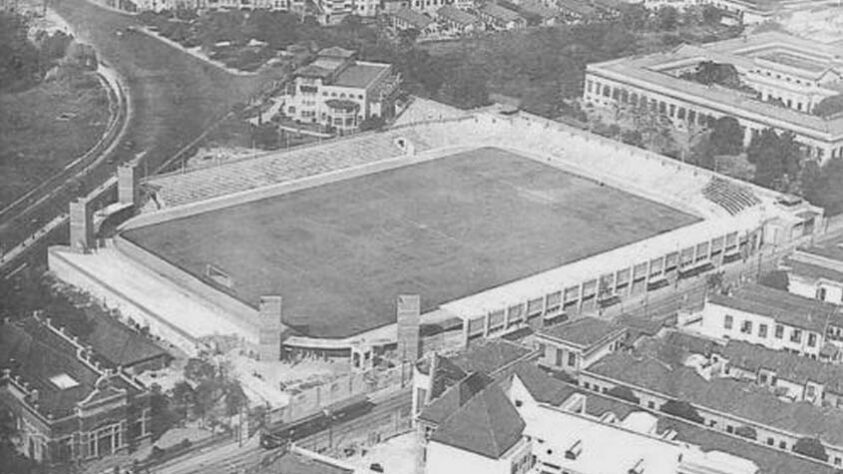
[420,329,464,354]
[48,247,203,357]
[112,235,260,343]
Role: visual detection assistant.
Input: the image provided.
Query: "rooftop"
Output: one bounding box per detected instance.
[430,382,525,459]
[537,317,626,350]
[436,5,481,25]
[419,371,495,426]
[263,449,354,474]
[448,339,534,376]
[799,234,843,263]
[0,317,137,419]
[391,7,434,29]
[708,284,842,333]
[124,147,696,339]
[587,32,843,138]
[481,3,523,22]
[784,258,843,285]
[719,340,843,394]
[318,46,356,59]
[510,362,578,405]
[586,352,843,448]
[84,314,170,369]
[333,62,390,89]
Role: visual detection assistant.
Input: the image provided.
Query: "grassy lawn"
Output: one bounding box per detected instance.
[124,147,698,339]
[0,70,109,207]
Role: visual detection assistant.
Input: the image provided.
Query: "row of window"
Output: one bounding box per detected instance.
[723,315,817,346]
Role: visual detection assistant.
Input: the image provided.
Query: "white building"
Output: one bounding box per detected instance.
[284,47,401,133]
[685,283,843,359]
[784,235,843,306]
[534,316,627,376]
[584,32,843,163]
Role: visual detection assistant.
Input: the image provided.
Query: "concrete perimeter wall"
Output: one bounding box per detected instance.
[47,246,204,357]
[112,235,261,344]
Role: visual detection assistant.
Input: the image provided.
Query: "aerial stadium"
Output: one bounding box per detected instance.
[48,99,824,360]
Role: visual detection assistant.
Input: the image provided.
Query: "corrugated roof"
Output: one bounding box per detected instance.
[430,383,525,459]
[86,315,170,369]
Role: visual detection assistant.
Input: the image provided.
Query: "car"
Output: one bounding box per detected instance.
[370,463,384,473]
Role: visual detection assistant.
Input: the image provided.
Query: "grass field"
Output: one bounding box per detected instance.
[0,71,109,207]
[123,147,699,339]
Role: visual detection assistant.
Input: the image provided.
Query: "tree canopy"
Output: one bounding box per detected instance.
[747,128,801,191]
[709,116,743,155]
[812,94,843,118]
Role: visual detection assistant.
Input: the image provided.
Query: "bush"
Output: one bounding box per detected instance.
[793,437,828,462]
[606,385,640,404]
[734,425,757,440]
[660,399,704,424]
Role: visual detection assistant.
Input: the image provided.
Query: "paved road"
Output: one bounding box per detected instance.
[0,0,273,273]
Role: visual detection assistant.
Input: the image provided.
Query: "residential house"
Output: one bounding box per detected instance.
[783,234,843,306]
[534,316,627,376]
[388,7,437,34]
[435,5,483,34]
[688,284,843,359]
[478,3,526,29]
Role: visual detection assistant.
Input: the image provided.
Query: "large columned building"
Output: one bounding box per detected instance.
[584,32,843,163]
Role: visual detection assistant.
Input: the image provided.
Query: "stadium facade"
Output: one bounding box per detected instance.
[48,99,823,360]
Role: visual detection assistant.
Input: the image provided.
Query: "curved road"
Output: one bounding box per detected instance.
[1,0,274,271]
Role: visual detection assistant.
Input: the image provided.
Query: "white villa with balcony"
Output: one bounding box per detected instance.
[283,47,401,134]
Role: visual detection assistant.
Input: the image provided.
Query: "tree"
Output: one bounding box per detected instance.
[709,116,743,155]
[171,381,195,419]
[621,129,644,148]
[688,133,716,170]
[747,129,801,191]
[224,382,247,416]
[606,385,640,404]
[793,437,829,462]
[184,358,217,383]
[759,270,789,291]
[618,3,649,31]
[812,94,843,118]
[0,12,42,91]
[437,63,490,110]
[657,6,679,30]
[802,158,843,216]
[660,399,704,423]
[683,61,741,89]
[0,409,40,474]
[701,5,722,25]
[706,271,724,293]
[359,115,386,132]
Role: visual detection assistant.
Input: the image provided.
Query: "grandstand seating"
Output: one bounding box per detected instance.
[701,177,761,216]
[144,109,767,221]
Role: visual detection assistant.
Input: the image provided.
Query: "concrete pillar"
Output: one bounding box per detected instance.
[69,198,93,253]
[397,294,421,362]
[258,296,283,362]
[117,164,140,206]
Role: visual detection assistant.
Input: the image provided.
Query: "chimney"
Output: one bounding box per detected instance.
[258,296,283,362]
[396,295,421,363]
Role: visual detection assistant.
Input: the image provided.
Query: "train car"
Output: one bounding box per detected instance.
[260,395,376,449]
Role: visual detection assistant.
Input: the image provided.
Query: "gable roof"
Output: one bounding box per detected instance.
[419,371,494,425]
[481,3,524,22]
[510,362,577,405]
[430,383,525,459]
[391,7,434,29]
[448,339,533,376]
[318,46,356,59]
[436,5,482,25]
[720,340,843,394]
